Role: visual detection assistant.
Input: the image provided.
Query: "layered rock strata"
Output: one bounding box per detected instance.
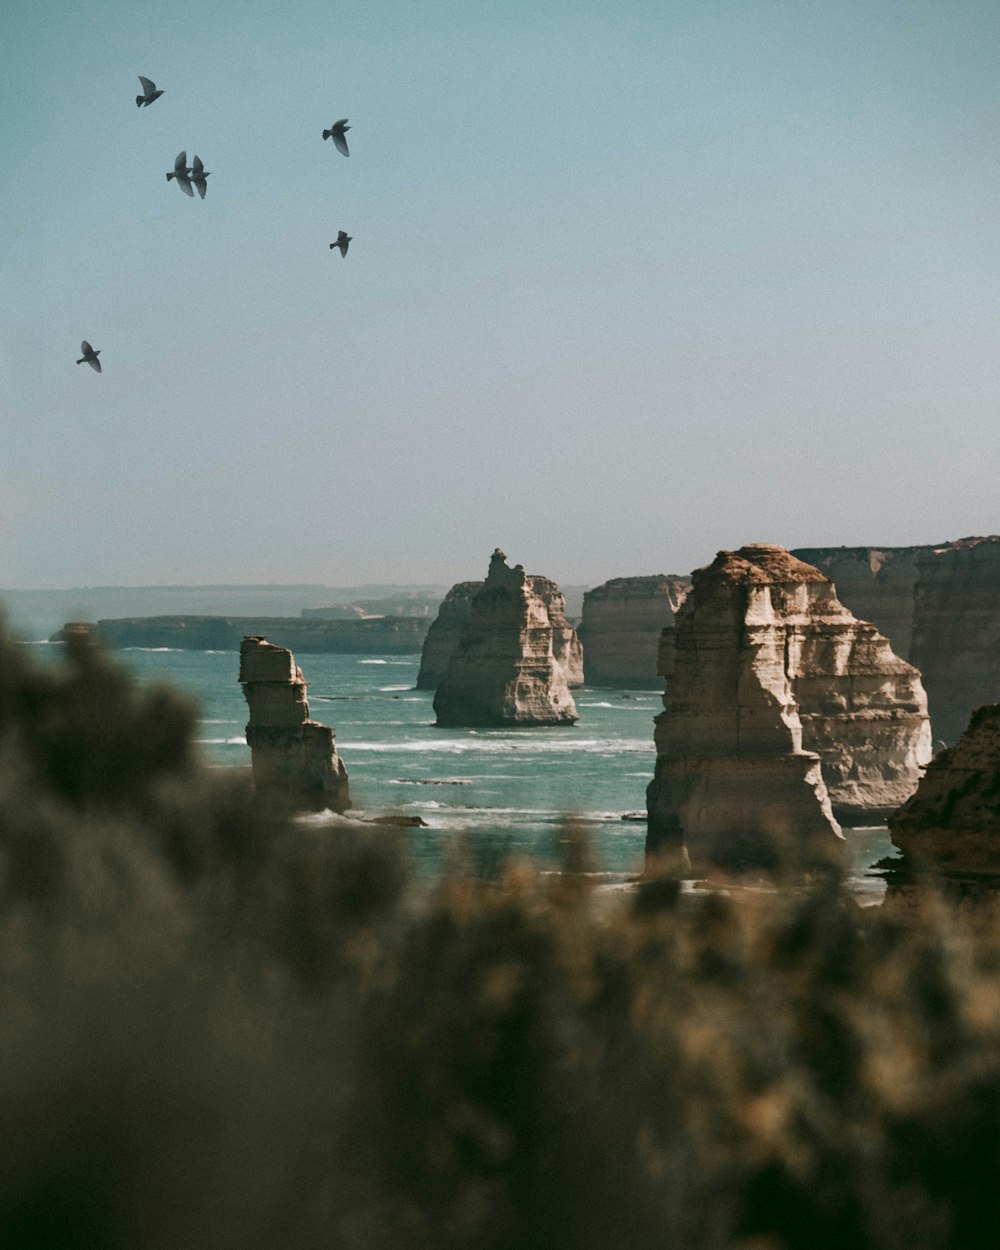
[433,550,579,727]
[580,575,691,687]
[240,636,350,812]
[889,703,1000,876]
[58,615,431,653]
[415,581,483,690]
[646,544,933,869]
[909,537,1000,745]
[533,578,584,687]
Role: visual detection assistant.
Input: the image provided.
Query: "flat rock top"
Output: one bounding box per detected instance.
[698,545,829,586]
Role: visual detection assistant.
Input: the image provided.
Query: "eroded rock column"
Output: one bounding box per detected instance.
[240,635,350,811]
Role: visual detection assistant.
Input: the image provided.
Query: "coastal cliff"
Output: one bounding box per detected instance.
[910,537,1000,745]
[240,636,350,812]
[415,581,483,690]
[433,550,579,727]
[580,575,690,687]
[53,614,430,654]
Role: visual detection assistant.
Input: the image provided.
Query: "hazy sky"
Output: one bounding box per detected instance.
[2,0,998,589]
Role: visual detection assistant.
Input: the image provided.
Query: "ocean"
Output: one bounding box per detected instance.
[27,644,894,896]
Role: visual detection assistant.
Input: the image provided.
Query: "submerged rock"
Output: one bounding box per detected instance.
[580,575,691,687]
[433,550,579,727]
[240,636,350,812]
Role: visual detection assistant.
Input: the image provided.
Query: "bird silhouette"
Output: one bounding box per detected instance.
[330,231,352,257]
[77,341,101,372]
[190,155,210,199]
[323,119,350,157]
[166,151,194,197]
[136,76,164,107]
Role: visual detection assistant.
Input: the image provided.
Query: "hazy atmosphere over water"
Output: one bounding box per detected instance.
[3,0,999,588]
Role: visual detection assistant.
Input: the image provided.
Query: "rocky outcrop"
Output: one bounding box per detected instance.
[415,581,483,690]
[240,636,350,811]
[889,703,1000,875]
[433,550,579,727]
[533,578,584,687]
[792,537,1000,744]
[791,546,928,660]
[910,537,1000,745]
[580,576,691,687]
[58,615,431,653]
[646,544,933,870]
[647,546,844,873]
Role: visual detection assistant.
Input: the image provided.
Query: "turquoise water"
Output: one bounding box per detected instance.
[27,644,894,891]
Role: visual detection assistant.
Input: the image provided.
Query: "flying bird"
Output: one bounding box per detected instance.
[136,75,164,107]
[323,119,350,157]
[166,150,194,196]
[330,231,352,257]
[77,341,101,372]
[190,154,210,199]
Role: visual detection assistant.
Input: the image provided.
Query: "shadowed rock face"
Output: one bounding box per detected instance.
[646,545,843,873]
[433,550,579,727]
[240,636,350,812]
[889,703,1000,876]
[580,576,691,688]
[646,544,932,870]
[415,581,483,691]
[792,537,1000,744]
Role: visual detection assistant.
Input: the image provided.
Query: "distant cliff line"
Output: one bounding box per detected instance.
[51,615,431,654]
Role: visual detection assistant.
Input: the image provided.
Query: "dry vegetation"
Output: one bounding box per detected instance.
[1,626,999,1249]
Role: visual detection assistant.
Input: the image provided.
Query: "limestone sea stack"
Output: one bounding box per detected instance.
[433,550,579,727]
[415,581,483,690]
[888,703,1000,877]
[533,577,584,687]
[580,575,691,687]
[240,636,350,811]
[646,546,844,873]
[645,544,934,869]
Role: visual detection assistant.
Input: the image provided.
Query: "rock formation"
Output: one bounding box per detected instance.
[792,537,1000,744]
[580,575,691,687]
[58,615,431,653]
[909,537,1000,744]
[415,581,483,690]
[646,544,933,870]
[790,545,927,660]
[239,636,350,811]
[889,703,1000,876]
[533,578,584,687]
[433,550,579,727]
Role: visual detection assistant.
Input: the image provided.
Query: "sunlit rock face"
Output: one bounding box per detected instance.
[239,636,350,811]
[910,537,1000,745]
[433,550,579,727]
[579,575,691,688]
[792,537,1000,745]
[532,577,584,688]
[645,544,932,870]
[889,703,1000,875]
[415,581,482,691]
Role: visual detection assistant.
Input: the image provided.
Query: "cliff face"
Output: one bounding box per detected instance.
[580,576,691,688]
[58,615,431,653]
[910,537,1000,745]
[532,577,584,687]
[646,546,844,873]
[889,703,1000,875]
[791,537,1000,745]
[415,581,483,690]
[240,636,350,812]
[790,546,928,660]
[433,550,579,727]
[646,544,933,869]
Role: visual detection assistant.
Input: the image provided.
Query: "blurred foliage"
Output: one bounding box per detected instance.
[0,624,999,1249]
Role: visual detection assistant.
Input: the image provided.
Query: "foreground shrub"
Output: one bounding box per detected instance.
[0,626,999,1248]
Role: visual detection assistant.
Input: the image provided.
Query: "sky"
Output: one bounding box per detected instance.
[2,0,998,590]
